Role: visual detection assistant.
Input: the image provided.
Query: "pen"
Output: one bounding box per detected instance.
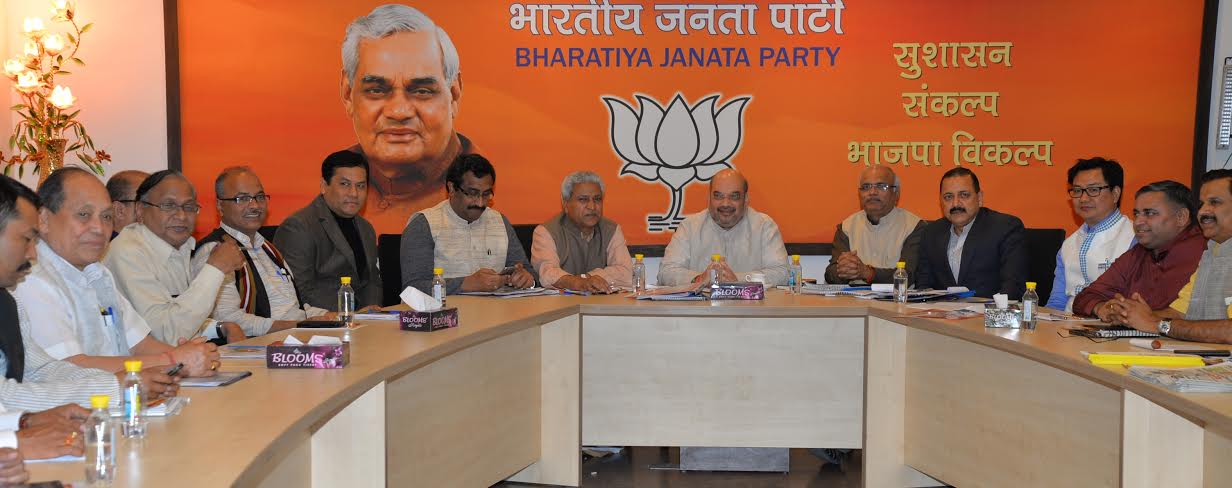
[560,290,591,296]
[1173,350,1232,357]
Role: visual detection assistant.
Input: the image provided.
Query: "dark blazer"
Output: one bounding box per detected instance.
[274,195,383,310]
[915,207,1027,298]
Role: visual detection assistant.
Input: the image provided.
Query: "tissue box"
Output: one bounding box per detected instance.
[266,342,349,369]
[984,306,1023,329]
[399,307,459,332]
[709,282,765,300]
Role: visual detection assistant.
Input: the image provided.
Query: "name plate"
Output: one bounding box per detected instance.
[400,307,460,332]
[984,307,1023,329]
[710,282,766,300]
[266,342,349,369]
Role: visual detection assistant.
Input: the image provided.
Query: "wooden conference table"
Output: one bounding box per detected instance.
[26,292,1232,487]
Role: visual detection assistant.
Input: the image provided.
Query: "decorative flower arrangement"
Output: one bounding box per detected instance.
[2,0,108,182]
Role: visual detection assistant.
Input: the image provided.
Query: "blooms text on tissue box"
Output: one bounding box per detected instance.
[710,282,765,300]
[266,342,349,369]
[400,307,459,332]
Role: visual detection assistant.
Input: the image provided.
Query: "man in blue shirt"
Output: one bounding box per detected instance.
[1046,158,1135,311]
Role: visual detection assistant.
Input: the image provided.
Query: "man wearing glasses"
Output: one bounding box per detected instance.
[401,153,535,294]
[1045,158,1136,312]
[191,167,332,342]
[104,170,147,240]
[824,166,925,284]
[104,170,247,345]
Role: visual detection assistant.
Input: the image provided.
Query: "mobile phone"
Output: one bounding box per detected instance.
[296,320,346,328]
[165,362,184,376]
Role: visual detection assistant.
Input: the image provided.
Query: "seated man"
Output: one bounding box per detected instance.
[401,154,535,294]
[825,166,925,284]
[191,167,331,340]
[1046,158,1135,312]
[1073,180,1204,320]
[915,168,1027,298]
[531,171,632,293]
[105,170,148,240]
[0,173,176,412]
[275,150,383,309]
[1119,170,1232,343]
[658,169,788,286]
[16,168,220,377]
[102,169,246,345]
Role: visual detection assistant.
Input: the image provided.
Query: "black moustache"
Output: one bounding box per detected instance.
[467,206,484,211]
[949,207,967,214]
[16,262,30,273]
[1200,216,1217,223]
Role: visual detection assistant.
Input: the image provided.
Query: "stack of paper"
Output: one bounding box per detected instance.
[1128,362,1232,393]
[631,283,705,301]
[220,345,266,359]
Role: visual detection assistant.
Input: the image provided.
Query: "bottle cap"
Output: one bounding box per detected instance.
[90,395,109,409]
[1026,282,1037,290]
[896,261,906,268]
[433,267,443,275]
[634,253,644,260]
[340,276,351,285]
[123,360,142,373]
[711,254,722,261]
[791,254,800,263]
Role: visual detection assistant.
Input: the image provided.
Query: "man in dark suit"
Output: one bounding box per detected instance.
[915,167,1028,298]
[275,151,383,310]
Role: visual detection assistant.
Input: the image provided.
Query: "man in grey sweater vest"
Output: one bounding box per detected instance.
[401,154,535,294]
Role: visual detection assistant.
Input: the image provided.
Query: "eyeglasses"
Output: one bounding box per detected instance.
[218,194,271,205]
[859,183,898,192]
[1068,185,1111,198]
[141,201,201,214]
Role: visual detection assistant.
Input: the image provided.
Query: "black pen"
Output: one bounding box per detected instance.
[166,362,185,376]
[1174,350,1232,357]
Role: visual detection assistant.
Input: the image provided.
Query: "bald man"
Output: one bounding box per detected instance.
[825,166,926,284]
[105,170,148,239]
[658,169,789,286]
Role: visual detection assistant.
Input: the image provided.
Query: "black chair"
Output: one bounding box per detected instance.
[512,224,536,260]
[258,225,278,243]
[378,234,403,307]
[1024,228,1065,301]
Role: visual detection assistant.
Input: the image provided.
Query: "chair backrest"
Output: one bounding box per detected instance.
[1024,228,1066,301]
[258,225,278,243]
[512,224,536,261]
[377,234,402,307]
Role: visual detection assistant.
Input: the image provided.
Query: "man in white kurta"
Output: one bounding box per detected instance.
[1046,158,1135,312]
[103,170,246,345]
[658,169,788,286]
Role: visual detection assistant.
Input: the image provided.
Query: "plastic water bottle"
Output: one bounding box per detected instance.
[85,394,117,484]
[789,255,803,294]
[337,276,355,324]
[431,268,447,309]
[121,360,145,438]
[632,254,646,295]
[893,261,909,304]
[1022,281,1039,330]
[709,254,722,290]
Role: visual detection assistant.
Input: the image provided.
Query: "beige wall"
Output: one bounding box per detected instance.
[0,0,168,187]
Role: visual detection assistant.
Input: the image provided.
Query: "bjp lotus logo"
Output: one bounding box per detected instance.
[602,93,751,232]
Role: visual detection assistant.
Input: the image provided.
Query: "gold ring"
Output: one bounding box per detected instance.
[210,361,219,371]
[64,431,77,446]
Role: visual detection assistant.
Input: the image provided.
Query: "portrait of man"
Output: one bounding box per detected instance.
[339,3,477,232]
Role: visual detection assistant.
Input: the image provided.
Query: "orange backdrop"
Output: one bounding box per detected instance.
[177,1,1204,244]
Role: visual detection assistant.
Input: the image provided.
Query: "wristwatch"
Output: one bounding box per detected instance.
[580,273,588,279]
[1158,318,1172,337]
